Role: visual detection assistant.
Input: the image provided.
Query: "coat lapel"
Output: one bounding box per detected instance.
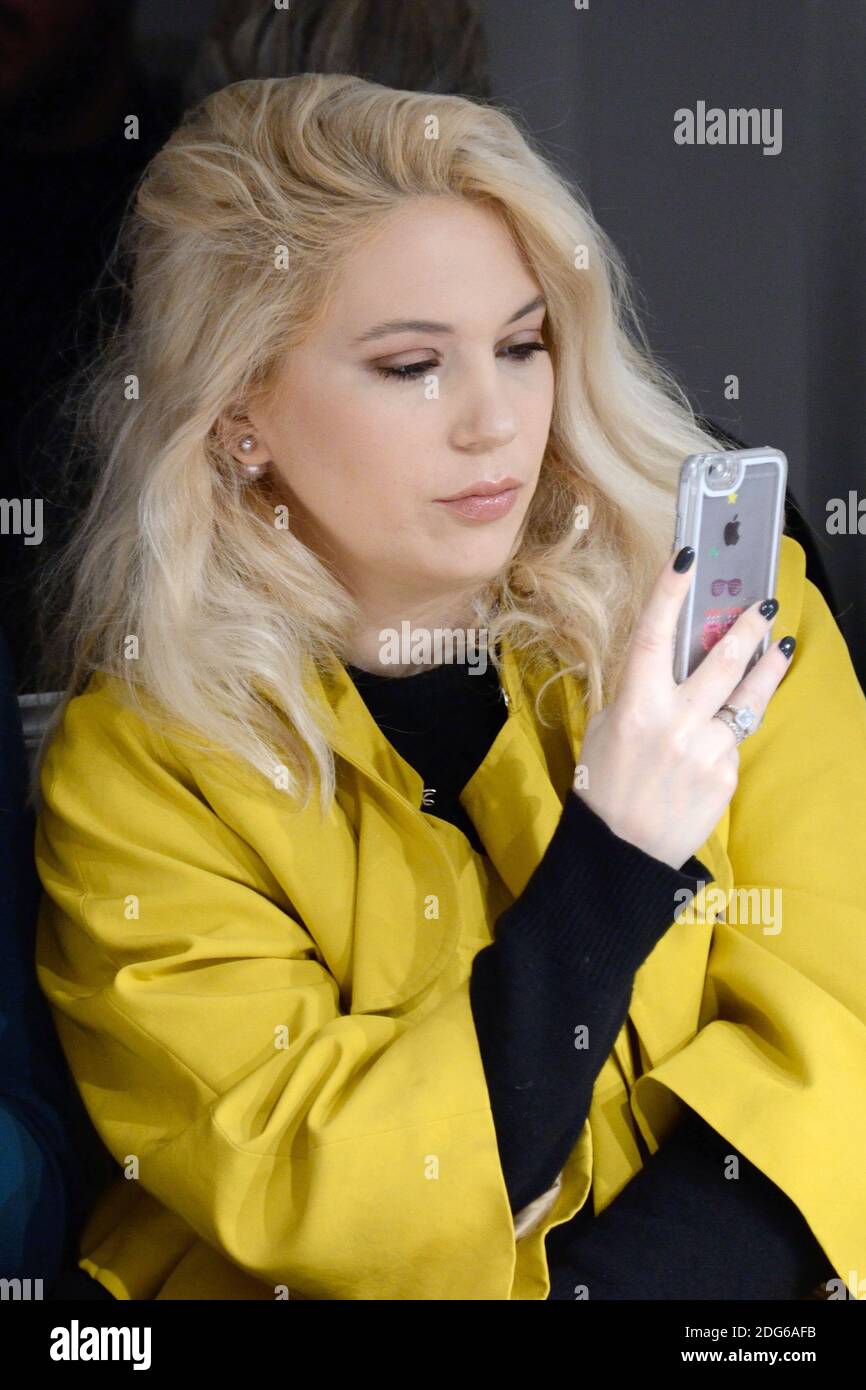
[458,648,572,901]
[295,652,462,1013]
[298,643,571,1014]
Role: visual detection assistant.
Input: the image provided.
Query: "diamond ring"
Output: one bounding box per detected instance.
[713,703,760,745]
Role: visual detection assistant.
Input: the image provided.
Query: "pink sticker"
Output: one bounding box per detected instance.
[701,606,744,651]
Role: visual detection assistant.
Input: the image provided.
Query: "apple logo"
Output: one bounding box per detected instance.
[724,513,740,546]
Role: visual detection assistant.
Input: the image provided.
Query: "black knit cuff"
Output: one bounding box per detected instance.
[494,788,715,989]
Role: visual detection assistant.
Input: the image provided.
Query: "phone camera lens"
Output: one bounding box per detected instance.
[708,456,734,486]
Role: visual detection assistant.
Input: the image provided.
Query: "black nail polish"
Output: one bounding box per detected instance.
[759,598,779,620]
[674,546,695,573]
[778,636,796,659]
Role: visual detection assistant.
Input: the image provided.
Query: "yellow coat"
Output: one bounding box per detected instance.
[34,534,866,1300]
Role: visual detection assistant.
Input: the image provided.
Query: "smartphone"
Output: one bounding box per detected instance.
[672,446,787,683]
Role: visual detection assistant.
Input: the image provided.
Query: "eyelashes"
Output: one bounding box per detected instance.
[375,341,549,383]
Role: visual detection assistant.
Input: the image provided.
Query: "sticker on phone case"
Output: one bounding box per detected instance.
[701,606,744,651]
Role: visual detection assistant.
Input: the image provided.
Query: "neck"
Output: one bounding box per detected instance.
[346,587,491,676]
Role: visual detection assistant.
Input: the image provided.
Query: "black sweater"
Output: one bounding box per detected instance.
[346,655,832,1299]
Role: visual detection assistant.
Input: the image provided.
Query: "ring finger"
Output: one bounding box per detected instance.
[704,641,789,755]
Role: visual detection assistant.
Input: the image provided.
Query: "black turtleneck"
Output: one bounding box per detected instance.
[346,656,504,854]
[346,657,832,1299]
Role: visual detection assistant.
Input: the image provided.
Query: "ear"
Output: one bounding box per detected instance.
[214,409,267,467]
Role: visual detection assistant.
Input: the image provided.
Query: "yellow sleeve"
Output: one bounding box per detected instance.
[633,539,866,1295]
[34,682,517,1301]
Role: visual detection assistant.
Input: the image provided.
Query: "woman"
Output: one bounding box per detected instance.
[32,74,865,1300]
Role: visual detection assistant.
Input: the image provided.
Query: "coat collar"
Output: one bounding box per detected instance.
[304,638,570,899]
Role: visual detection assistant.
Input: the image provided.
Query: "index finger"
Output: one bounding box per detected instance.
[619,545,696,703]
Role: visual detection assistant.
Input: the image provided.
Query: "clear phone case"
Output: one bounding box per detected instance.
[672,447,787,683]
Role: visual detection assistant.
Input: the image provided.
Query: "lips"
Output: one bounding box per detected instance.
[436,477,522,502]
[434,485,522,522]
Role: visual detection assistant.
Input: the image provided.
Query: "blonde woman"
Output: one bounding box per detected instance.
[32,75,865,1301]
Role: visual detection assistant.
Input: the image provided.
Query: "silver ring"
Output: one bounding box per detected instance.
[713,703,760,745]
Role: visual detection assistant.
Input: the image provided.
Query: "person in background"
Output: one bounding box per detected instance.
[183,0,492,109]
[0,626,114,1296]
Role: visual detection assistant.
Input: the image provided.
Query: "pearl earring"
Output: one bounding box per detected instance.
[237,434,266,481]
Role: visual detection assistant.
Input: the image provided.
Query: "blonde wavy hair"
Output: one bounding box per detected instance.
[32,72,725,816]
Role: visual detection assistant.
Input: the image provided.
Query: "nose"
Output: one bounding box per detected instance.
[448,360,519,453]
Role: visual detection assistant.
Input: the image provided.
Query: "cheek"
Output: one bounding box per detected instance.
[273,386,416,518]
[318,383,434,492]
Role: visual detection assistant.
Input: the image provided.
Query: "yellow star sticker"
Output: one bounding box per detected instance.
[727,492,738,504]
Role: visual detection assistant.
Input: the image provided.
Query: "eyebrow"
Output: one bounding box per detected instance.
[350,294,547,346]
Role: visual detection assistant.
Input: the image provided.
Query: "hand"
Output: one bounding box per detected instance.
[572,546,797,871]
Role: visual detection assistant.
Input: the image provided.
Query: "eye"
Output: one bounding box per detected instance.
[375,359,438,382]
[502,342,549,366]
[374,340,549,383]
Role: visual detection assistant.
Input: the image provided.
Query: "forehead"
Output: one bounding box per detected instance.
[318,196,540,339]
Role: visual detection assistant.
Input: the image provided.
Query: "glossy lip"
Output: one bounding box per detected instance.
[434,486,522,522]
[435,477,522,502]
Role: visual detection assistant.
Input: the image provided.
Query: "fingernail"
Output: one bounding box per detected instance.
[778,636,796,659]
[674,546,695,573]
[759,597,779,620]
